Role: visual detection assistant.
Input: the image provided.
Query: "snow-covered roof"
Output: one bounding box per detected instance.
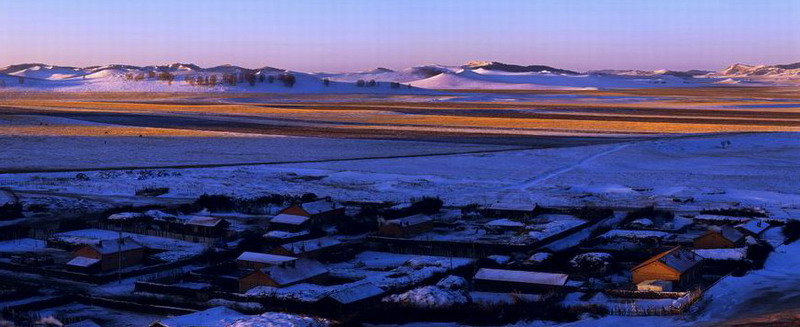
[154,306,246,327]
[385,214,432,227]
[473,268,568,286]
[64,320,101,327]
[736,219,769,235]
[693,214,750,223]
[185,216,226,227]
[83,237,144,255]
[300,199,338,215]
[66,256,100,267]
[106,212,143,221]
[327,283,384,304]
[485,202,536,212]
[633,247,701,273]
[228,312,330,327]
[693,248,747,261]
[600,229,671,240]
[263,230,310,240]
[257,258,328,286]
[279,237,341,255]
[237,252,297,265]
[270,214,311,226]
[701,226,745,243]
[485,218,525,228]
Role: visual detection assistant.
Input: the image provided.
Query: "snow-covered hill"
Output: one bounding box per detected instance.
[0,60,796,92]
[718,62,800,78]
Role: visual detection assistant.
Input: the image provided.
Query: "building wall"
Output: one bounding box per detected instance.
[694,233,736,249]
[74,247,145,272]
[472,279,562,293]
[378,221,434,238]
[632,261,680,284]
[238,271,277,293]
[237,260,271,270]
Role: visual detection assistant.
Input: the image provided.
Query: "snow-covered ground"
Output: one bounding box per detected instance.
[2,132,799,213]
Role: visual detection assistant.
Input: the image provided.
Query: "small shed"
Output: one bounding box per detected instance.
[378,214,434,237]
[472,268,568,293]
[694,226,745,249]
[631,246,702,290]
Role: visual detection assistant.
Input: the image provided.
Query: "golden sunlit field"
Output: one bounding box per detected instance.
[1,87,799,140]
[1,87,799,172]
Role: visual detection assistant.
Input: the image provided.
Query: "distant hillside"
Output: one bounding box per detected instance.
[463,61,578,75]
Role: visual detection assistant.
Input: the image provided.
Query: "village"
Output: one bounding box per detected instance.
[0,187,795,327]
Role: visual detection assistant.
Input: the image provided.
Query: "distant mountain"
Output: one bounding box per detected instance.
[720,62,800,77]
[462,61,578,75]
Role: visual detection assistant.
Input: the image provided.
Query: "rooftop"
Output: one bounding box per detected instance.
[473,268,568,286]
[237,252,297,265]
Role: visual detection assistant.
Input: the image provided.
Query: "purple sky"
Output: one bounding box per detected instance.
[0,0,798,72]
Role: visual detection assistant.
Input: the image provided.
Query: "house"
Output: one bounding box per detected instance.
[694,226,746,249]
[68,237,145,272]
[184,216,231,238]
[238,258,328,292]
[472,268,568,293]
[378,214,434,237]
[268,213,311,232]
[482,203,537,219]
[150,306,246,327]
[735,219,769,237]
[279,198,344,226]
[631,246,702,290]
[271,236,342,258]
[236,251,297,270]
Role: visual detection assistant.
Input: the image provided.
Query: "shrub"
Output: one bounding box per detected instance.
[746,240,773,269]
[410,196,443,215]
[135,187,170,197]
[0,202,23,220]
[195,194,236,212]
[783,219,800,244]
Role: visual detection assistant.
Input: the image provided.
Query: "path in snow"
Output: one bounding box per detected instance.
[498,142,633,203]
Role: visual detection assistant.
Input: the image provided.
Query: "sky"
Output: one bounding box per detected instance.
[0,0,798,72]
